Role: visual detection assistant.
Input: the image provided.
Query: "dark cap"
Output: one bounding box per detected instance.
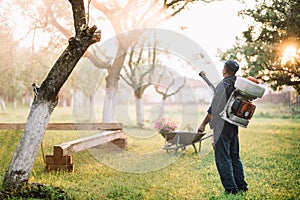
[224,60,239,72]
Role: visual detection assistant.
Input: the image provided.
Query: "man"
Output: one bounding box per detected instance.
[198,60,248,194]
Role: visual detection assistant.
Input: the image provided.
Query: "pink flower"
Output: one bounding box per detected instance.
[154,118,178,132]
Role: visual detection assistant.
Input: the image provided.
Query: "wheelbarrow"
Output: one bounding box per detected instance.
[159,130,213,154]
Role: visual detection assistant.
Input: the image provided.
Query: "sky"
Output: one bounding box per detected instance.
[159,0,254,71]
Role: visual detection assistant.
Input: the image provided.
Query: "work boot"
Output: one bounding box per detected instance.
[238,187,248,193]
[224,189,238,194]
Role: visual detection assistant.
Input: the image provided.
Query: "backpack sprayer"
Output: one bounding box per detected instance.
[199,71,265,128]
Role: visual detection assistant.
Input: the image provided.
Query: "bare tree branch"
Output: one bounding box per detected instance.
[69,0,87,36]
[154,67,186,100]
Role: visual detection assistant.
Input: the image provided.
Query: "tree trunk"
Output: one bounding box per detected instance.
[102,51,127,122]
[2,0,100,190]
[0,97,6,111]
[13,98,17,109]
[135,97,144,126]
[2,101,55,189]
[88,94,94,121]
[102,86,117,122]
[158,97,166,119]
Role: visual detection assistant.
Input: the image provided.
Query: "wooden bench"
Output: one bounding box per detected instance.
[0,123,127,172]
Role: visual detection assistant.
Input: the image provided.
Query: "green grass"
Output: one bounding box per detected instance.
[254,103,300,119]
[0,103,299,199]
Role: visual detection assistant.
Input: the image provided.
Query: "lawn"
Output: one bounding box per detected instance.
[0,103,299,199]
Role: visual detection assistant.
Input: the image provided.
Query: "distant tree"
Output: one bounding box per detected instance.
[1,0,219,122]
[92,0,219,123]
[154,66,186,118]
[120,41,156,126]
[72,60,105,121]
[2,0,101,189]
[0,6,25,109]
[219,0,300,94]
[0,0,71,108]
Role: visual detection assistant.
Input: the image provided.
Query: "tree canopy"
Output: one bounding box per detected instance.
[219,0,300,94]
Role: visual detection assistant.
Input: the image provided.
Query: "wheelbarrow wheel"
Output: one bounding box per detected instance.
[166,148,176,154]
[175,146,186,155]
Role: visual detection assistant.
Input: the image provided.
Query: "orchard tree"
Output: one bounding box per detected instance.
[2,0,220,123]
[219,0,300,94]
[154,66,186,118]
[0,7,31,109]
[0,0,75,107]
[2,0,101,189]
[92,0,216,123]
[119,32,167,126]
[120,43,156,126]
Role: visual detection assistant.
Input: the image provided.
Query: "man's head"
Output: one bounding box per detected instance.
[223,60,239,77]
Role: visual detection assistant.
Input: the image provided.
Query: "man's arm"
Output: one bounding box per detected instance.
[198,113,211,133]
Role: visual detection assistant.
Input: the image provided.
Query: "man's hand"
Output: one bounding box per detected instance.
[198,113,211,133]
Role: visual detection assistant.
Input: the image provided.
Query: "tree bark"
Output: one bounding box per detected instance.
[3,102,55,189]
[158,97,166,119]
[102,51,127,122]
[0,97,6,111]
[2,0,101,190]
[135,97,144,126]
[102,87,117,123]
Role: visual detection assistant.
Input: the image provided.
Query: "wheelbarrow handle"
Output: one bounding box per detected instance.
[200,133,213,141]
